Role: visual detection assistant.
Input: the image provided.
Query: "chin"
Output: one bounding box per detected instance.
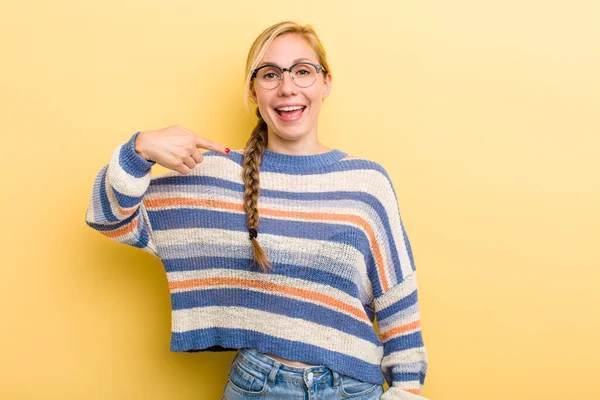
[272,127,311,140]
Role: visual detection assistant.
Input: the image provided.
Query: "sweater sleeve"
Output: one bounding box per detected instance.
[374,274,428,399]
[367,167,429,400]
[84,131,159,257]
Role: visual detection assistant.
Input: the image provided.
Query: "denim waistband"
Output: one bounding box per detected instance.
[237,347,340,388]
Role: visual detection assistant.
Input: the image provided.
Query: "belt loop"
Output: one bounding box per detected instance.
[332,370,339,388]
[268,361,280,386]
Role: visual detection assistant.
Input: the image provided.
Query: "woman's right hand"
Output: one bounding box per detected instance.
[134,125,230,175]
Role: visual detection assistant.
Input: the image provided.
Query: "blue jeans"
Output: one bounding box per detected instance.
[222,347,384,399]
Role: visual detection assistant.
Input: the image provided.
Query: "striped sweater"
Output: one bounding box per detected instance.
[85,131,429,399]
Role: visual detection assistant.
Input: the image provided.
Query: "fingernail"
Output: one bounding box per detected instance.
[225,148,230,153]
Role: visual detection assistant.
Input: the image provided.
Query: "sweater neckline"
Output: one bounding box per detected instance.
[260,147,347,171]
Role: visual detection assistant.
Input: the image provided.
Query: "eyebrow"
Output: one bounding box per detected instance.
[258,57,314,67]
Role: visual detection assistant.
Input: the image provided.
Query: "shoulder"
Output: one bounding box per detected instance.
[337,153,394,183]
[335,153,402,205]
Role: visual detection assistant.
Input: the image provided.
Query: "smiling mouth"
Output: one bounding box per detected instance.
[275,106,306,122]
[275,105,307,116]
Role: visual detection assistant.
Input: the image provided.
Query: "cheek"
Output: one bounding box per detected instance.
[309,86,326,103]
[308,91,324,113]
[254,89,271,109]
[256,97,273,119]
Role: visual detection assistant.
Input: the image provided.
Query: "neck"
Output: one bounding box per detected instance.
[266,131,330,155]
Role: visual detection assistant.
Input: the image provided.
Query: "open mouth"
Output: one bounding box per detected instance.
[275,105,306,121]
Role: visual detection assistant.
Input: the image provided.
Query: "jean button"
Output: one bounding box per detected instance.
[307,372,314,380]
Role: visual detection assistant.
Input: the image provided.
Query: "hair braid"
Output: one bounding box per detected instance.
[241,21,331,271]
[242,107,272,272]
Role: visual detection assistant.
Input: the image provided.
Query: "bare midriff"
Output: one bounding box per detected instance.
[263,352,317,367]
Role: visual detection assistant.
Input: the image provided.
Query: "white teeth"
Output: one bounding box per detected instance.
[276,106,304,111]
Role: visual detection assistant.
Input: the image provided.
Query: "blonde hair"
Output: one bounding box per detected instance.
[241,21,331,272]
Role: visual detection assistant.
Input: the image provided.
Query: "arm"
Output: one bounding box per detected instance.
[85,125,230,256]
[84,131,159,256]
[367,167,429,399]
[374,274,428,399]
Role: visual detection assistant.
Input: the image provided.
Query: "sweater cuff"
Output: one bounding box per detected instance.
[119,131,156,178]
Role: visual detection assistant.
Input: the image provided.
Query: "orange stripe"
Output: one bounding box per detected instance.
[101,217,139,238]
[105,172,138,216]
[145,197,244,212]
[405,389,420,394]
[379,320,421,341]
[144,197,390,291]
[117,204,137,216]
[169,277,370,322]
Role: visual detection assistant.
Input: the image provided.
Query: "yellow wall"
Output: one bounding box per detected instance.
[1,1,598,399]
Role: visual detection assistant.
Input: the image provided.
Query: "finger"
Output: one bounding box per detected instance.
[176,125,194,135]
[182,156,196,170]
[190,150,204,164]
[174,163,191,175]
[194,136,230,154]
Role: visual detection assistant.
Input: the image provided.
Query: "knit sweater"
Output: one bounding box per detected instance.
[85,131,429,399]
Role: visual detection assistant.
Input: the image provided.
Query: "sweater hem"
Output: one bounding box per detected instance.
[169,329,385,385]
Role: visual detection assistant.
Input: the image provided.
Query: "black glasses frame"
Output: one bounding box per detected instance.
[251,61,326,87]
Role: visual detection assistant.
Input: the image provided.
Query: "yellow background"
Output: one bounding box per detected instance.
[1,1,598,399]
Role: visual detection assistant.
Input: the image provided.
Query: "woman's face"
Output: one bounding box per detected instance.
[250,33,332,148]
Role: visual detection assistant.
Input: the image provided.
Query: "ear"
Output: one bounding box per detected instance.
[321,72,332,99]
[250,82,258,104]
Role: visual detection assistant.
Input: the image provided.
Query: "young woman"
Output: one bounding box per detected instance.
[86,21,428,400]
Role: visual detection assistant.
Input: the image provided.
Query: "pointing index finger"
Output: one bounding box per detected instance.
[195,136,230,154]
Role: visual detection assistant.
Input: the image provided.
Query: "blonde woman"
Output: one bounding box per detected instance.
[86,21,428,400]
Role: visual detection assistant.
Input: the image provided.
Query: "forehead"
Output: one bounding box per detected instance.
[260,33,318,65]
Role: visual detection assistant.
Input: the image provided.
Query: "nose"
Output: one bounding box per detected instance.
[278,71,297,96]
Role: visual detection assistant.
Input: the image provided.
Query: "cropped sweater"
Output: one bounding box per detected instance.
[85,131,429,399]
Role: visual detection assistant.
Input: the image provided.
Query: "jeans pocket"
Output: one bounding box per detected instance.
[227,357,269,396]
[339,373,381,398]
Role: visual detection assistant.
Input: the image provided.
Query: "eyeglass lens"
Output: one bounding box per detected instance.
[255,63,318,89]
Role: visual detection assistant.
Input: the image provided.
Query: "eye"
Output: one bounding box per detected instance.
[260,67,281,81]
[293,64,316,77]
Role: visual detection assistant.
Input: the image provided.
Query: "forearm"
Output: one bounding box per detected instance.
[85,131,158,255]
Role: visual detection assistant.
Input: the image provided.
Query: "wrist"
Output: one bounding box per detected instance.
[134,131,153,161]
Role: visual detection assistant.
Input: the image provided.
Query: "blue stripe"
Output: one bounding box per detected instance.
[383,331,424,353]
[148,208,366,243]
[170,327,385,385]
[392,372,421,383]
[163,256,360,298]
[132,222,150,249]
[151,175,237,189]
[86,207,139,231]
[377,167,416,274]
[201,151,390,178]
[395,365,427,385]
[402,221,416,272]
[149,209,381,294]
[148,175,406,283]
[98,170,118,222]
[162,255,249,272]
[365,306,375,322]
[171,288,380,345]
[113,187,144,208]
[392,368,426,385]
[377,290,418,320]
[119,132,155,178]
[90,165,109,220]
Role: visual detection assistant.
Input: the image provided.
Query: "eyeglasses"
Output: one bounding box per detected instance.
[251,62,326,90]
